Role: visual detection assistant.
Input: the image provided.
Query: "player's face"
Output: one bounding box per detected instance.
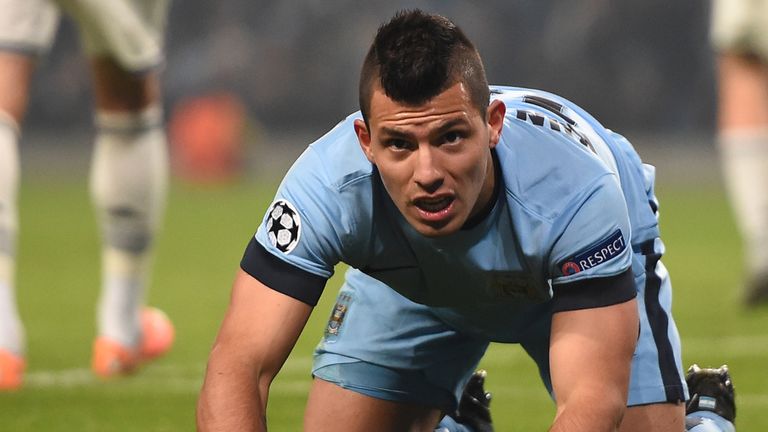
[355,82,505,237]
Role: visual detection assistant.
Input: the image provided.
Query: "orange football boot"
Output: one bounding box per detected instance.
[0,349,25,390]
[92,307,174,378]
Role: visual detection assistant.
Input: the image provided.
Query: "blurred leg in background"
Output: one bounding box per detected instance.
[712,0,768,306]
[0,0,173,390]
[86,57,172,379]
[55,0,174,378]
[0,0,60,390]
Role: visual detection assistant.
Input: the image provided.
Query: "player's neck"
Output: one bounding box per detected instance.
[462,150,500,230]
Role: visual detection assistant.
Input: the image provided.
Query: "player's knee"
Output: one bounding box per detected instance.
[619,402,685,432]
[305,378,443,431]
[90,58,161,111]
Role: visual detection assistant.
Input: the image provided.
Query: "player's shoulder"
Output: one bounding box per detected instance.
[286,112,375,192]
[492,86,620,221]
[491,85,595,120]
[491,85,610,145]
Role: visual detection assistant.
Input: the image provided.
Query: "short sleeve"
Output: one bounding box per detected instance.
[252,146,349,280]
[549,173,633,285]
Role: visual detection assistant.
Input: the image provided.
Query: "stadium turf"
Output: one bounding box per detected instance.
[1,174,766,430]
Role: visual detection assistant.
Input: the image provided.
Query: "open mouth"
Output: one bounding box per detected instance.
[414,196,454,214]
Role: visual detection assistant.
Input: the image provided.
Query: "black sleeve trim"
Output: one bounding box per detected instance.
[240,238,327,306]
[552,268,636,313]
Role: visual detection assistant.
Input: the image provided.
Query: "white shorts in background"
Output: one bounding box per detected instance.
[0,0,59,55]
[0,0,170,72]
[711,0,768,60]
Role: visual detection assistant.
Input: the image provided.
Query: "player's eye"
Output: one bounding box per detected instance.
[442,131,463,144]
[386,138,413,151]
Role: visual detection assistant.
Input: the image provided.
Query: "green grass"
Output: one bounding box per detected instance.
[1,174,766,430]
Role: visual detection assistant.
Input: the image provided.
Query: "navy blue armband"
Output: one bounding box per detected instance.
[240,238,327,306]
[552,268,635,313]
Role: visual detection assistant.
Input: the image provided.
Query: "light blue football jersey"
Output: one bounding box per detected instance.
[253,86,652,341]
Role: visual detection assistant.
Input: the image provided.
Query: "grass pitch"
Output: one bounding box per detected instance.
[1,170,766,430]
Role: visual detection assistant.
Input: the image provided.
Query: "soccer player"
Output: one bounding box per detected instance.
[0,0,173,390]
[197,10,735,431]
[711,0,768,305]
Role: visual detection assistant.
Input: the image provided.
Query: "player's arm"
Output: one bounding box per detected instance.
[197,144,347,429]
[547,273,639,432]
[196,269,314,431]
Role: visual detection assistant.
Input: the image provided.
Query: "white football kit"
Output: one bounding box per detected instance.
[0,0,169,71]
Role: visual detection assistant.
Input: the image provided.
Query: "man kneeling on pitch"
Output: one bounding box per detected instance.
[198,9,736,432]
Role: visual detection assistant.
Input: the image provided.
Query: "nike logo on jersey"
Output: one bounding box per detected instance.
[487,271,549,302]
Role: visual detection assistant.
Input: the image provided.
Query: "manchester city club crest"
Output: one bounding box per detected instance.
[265,199,301,253]
[324,293,353,342]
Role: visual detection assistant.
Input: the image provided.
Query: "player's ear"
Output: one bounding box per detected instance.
[354,118,375,163]
[487,100,505,148]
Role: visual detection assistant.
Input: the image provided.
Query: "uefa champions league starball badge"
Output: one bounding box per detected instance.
[266,199,301,253]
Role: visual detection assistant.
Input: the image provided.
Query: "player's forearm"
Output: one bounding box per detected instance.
[548,300,637,431]
[549,389,626,432]
[197,347,270,431]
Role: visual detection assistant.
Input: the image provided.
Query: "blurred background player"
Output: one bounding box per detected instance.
[0,0,173,390]
[711,0,768,305]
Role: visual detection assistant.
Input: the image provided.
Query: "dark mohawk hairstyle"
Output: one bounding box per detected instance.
[374,10,456,104]
[359,9,489,123]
